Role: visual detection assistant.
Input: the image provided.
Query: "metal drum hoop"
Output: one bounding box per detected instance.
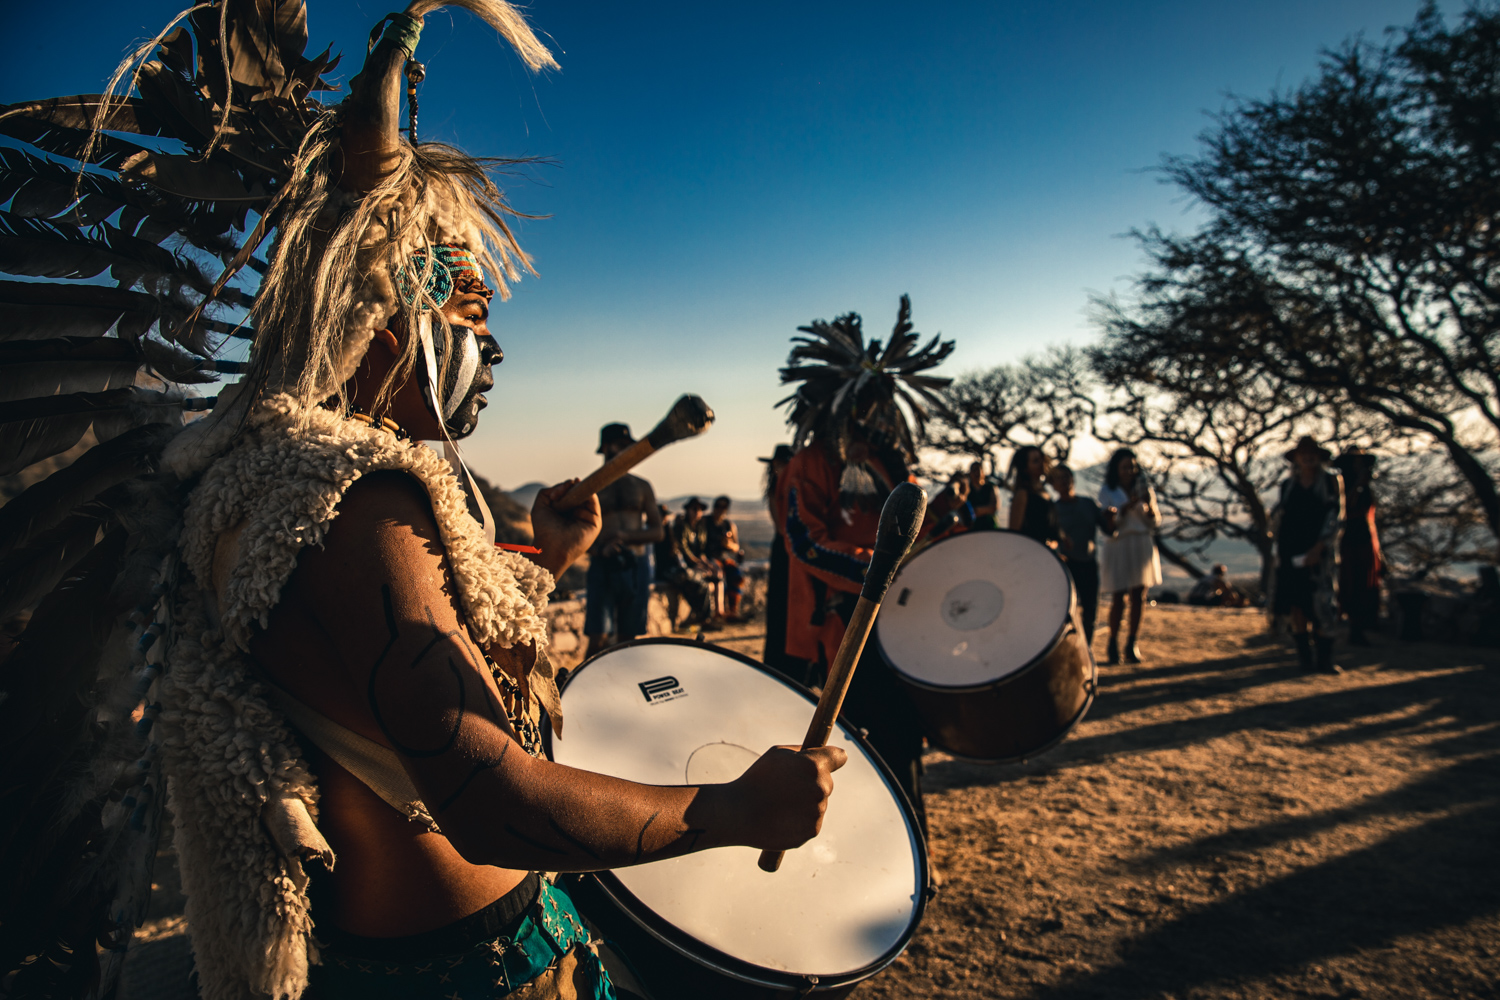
[545,636,931,992]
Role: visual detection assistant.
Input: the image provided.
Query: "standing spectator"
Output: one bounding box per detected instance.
[665,496,721,630]
[1098,448,1161,665]
[583,423,665,658]
[1335,447,1383,645]
[967,460,985,499]
[1272,437,1345,673]
[706,496,745,621]
[1050,463,1112,644]
[971,482,1001,530]
[653,503,677,577]
[1007,445,1060,547]
[760,445,796,678]
[652,503,684,624]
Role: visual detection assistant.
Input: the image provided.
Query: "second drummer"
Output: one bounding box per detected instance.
[584,422,666,657]
[775,297,961,829]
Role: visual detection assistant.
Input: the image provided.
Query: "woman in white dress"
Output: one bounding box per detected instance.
[1097,448,1161,664]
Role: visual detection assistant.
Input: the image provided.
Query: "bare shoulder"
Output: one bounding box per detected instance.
[627,474,658,510]
[298,470,446,594]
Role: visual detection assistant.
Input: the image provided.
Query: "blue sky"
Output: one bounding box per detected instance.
[3,0,1448,496]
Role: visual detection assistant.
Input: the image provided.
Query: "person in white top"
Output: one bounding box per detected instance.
[1097,448,1162,664]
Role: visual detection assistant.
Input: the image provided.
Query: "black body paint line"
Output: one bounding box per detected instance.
[504,823,568,856]
[367,584,468,759]
[438,741,510,813]
[547,818,602,861]
[633,810,660,864]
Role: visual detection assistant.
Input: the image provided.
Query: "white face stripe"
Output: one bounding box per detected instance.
[417,311,442,419]
[443,328,481,421]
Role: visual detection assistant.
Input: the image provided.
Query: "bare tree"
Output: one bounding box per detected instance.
[1102,4,1500,558]
[1373,452,1493,578]
[1023,346,1097,463]
[927,346,1097,473]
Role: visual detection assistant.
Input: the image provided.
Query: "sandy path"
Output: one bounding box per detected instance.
[125,607,1499,999]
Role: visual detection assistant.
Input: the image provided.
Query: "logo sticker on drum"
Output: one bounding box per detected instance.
[638,675,687,704]
[940,579,1005,631]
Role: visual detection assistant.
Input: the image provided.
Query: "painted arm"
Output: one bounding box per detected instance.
[297,473,845,872]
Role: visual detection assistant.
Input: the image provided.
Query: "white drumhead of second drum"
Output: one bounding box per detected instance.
[877,531,1072,688]
[550,643,921,979]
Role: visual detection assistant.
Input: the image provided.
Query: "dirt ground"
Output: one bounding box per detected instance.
[126,605,1498,999]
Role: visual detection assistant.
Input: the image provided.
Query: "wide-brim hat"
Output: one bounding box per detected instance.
[598,423,635,454]
[1285,436,1332,462]
[759,444,794,464]
[682,496,708,511]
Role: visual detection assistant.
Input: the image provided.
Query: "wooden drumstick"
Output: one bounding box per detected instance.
[758,481,928,873]
[556,395,715,510]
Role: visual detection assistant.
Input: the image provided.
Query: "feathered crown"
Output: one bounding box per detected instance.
[0,3,553,994]
[778,295,955,462]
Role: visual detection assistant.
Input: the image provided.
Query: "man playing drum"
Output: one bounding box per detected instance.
[0,5,846,999]
[775,297,959,829]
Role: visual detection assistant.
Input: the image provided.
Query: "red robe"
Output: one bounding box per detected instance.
[778,445,931,664]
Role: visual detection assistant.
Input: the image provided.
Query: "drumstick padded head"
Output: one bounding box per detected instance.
[862,482,927,603]
[646,395,716,449]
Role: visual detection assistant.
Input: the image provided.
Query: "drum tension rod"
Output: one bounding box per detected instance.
[797,976,821,998]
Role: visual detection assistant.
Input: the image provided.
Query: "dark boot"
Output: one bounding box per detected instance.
[1293,633,1314,672]
[1105,635,1120,665]
[1315,635,1343,674]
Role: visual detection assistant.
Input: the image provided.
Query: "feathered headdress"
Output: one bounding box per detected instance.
[778,295,955,463]
[0,2,553,995]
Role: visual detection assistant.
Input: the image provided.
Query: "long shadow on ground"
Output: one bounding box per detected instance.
[1019,760,1500,999]
[926,646,1498,795]
[924,637,1500,999]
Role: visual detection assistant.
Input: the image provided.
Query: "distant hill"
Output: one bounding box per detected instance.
[505,482,548,510]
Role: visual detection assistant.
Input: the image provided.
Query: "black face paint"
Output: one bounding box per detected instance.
[442,329,502,440]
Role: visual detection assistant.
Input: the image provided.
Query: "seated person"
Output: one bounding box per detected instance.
[662,497,721,629]
[705,495,745,621]
[1188,563,1249,607]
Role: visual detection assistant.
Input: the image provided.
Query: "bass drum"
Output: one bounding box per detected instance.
[875,530,1096,762]
[548,638,928,1000]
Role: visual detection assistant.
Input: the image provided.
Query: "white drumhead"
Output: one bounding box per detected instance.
[550,642,922,978]
[877,531,1072,688]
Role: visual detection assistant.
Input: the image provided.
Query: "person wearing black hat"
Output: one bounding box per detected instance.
[1335,447,1384,645]
[761,445,797,677]
[1271,436,1346,672]
[584,423,666,658]
[662,497,721,629]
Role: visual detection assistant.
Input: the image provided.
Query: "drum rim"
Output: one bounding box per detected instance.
[546,635,931,991]
[876,528,1079,694]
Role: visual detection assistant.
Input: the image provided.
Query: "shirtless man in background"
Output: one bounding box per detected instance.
[584,423,666,657]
